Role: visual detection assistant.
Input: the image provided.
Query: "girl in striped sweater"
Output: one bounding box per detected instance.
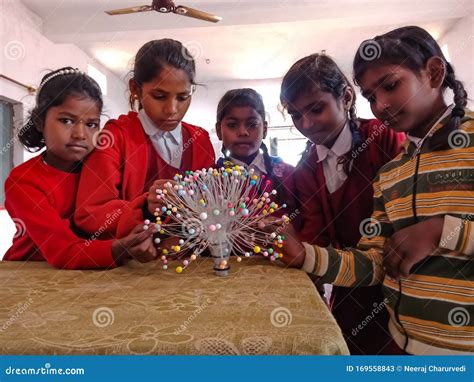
[278,26,473,354]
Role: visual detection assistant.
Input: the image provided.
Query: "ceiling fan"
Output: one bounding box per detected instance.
[105,0,222,23]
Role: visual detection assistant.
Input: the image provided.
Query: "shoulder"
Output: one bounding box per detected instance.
[5,156,47,193]
[460,110,474,133]
[7,156,42,182]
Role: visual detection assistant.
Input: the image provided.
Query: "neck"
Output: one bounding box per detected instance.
[43,153,81,173]
[231,150,259,166]
[409,98,449,138]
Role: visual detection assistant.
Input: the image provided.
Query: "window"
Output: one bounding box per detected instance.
[87,64,107,96]
[265,125,307,166]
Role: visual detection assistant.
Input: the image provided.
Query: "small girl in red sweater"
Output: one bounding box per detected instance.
[280,54,405,354]
[3,67,156,269]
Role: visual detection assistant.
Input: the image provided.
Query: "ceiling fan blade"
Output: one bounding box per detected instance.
[174,5,222,23]
[105,5,153,15]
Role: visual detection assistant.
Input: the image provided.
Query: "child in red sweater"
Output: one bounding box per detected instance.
[280,54,405,354]
[74,39,215,239]
[4,67,155,269]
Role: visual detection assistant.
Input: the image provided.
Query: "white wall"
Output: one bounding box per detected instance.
[440,16,474,109]
[0,0,128,257]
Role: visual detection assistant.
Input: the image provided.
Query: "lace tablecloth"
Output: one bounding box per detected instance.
[0,258,348,355]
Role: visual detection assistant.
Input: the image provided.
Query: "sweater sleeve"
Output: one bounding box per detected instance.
[5,176,116,270]
[74,124,138,237]
[301,177,393,286]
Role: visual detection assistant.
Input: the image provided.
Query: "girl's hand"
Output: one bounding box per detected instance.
[147,179,176,215]
[383,217,443,280]
[264,219,306,268]
[112,224,157,264]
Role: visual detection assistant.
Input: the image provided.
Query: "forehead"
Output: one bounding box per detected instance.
[222,106,261,120]
[358,63,410,90]
[143,65,192,91]
[289,88,337,111]
[49,95,101,116]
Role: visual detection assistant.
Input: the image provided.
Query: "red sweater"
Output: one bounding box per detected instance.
[3,156,115,269]
[296,119,405,247]
[75,112,215,238]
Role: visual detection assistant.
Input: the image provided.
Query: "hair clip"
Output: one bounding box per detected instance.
[36,68,82,101]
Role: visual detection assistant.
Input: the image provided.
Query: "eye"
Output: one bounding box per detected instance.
[152,94,166,100]
[58,118,74,126]
[247,120,260,129]
[177,94,191,102]
[225,122,237,129]
[289,112,302,121]
[86,122,100,129]
[384,80,398,91]
[310,106,323,115]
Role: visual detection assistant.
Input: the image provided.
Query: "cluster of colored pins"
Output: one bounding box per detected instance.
[143,166,289,275]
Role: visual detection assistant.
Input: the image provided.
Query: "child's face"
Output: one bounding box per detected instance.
[287,88,348,147]
[358,63,440,137]
[216,106,267,161]
[42,95,100,171]
[131,65,192,131]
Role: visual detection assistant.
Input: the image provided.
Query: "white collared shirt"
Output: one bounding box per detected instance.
[229,151,267,177]
[315,122,352,194]
[138,109,183,168]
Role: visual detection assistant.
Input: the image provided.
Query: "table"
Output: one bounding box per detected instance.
[0,258,348,355]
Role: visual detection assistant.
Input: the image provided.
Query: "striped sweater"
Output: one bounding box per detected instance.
[301,111,473,355]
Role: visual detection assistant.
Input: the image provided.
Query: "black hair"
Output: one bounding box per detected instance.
[19,67,103,152]
[216,88,283,195]
[353,25,468,150]
[280,53,362,173]
[130,39,196,110]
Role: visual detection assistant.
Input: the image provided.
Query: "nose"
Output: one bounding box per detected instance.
[71,121,86,140]
[300,115,313,131]
[237,123,249,136]
[163,99,178,116]
[375,95,391,116]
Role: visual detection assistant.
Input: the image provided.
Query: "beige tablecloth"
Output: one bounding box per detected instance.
[0,258,348,355]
